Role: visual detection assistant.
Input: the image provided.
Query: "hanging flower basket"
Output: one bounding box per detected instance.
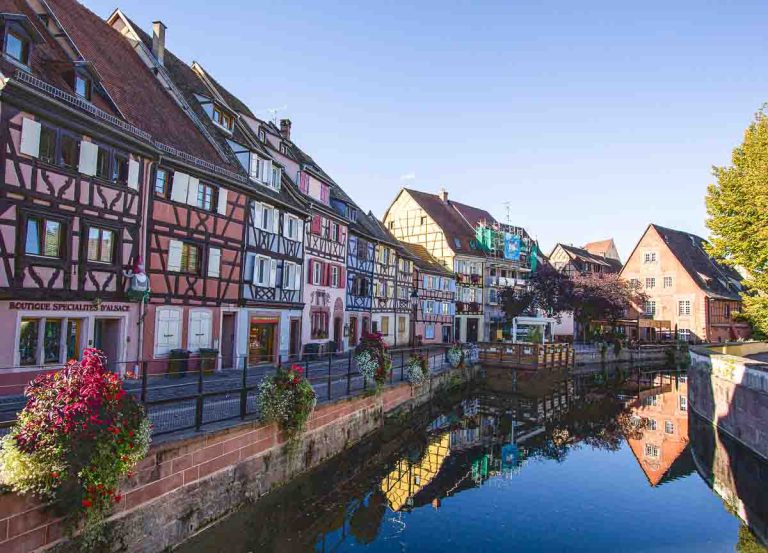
[447,344,464,368]
[0,348,151,546]
[355,331,391,391]
[404,354,429,385]
[258,365,317,439]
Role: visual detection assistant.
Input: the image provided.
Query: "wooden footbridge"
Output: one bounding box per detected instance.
[476,342,574,370]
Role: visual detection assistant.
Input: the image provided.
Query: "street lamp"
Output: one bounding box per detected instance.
[409,288,419,347]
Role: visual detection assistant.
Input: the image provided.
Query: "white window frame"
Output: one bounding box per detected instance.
[644,252,657,263]
[644,300,656,316]
[645,277,655,289]
[311,261,322,285]
[663,276,673,288]
[678,300,691,316]
[253,255,272,287]
[331,265,340,287]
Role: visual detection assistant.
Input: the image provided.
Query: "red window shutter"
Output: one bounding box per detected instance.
[320,184,329,204]
[311,215,321,234]
[308,260,314,284]
[338,266,346,288]
[319,262,327,286]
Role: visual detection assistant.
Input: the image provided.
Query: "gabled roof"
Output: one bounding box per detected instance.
[553,243,623,273]
[450,201,496,230]
[584,238,619,260]
[400,243,453,276]
[43,0,225,165]
[402,188,485,255]
[628,224,743,301]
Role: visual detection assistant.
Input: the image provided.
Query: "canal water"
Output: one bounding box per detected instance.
[180,367,768,552]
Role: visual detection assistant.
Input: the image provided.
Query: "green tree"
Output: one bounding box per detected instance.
[706,107,768,335]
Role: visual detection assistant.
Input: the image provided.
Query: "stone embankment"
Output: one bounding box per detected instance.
[0,366,477,552]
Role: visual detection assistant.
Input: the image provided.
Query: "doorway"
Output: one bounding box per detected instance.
[467,318,479,343]
[289,318,301,360]
[333,317,343,352]
[94,318,121,371]
[248,319,277,365]
[349,316,358,346]
[221,313,236,369]
[454,317,462,342]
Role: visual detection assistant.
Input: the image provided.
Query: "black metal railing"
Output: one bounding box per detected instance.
[0,345,459,437]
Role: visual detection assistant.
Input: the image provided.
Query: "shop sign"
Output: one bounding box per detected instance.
[8,302,131,312]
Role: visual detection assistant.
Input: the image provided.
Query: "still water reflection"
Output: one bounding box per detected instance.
[181,368,767,552]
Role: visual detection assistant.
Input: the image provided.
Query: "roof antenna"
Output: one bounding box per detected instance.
[503,201,511,226]
[267,105,287,125]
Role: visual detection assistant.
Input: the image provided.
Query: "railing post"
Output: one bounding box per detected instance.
[240,356,248,419]
[401,349,405,381]
[327,351,332,401]
[347,350,352,396]
[140,360,148,404]
[195,360,204,431]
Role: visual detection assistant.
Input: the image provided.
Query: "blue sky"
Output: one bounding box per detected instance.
[89,0,767,259]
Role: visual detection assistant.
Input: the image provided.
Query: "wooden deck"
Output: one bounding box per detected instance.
[476,342,574,370]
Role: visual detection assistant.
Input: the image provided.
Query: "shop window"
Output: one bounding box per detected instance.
[18,318,38,365]
[87,227,115,264]
[66,320,81,361]
[25,216,62,258]
[43,319,62,363]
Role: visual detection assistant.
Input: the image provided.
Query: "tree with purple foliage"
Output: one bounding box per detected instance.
[570,273,646,341]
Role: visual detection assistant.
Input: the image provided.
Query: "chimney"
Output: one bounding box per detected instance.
[438,188,448,202]
[279,119,292,140]
[152,21,166,67]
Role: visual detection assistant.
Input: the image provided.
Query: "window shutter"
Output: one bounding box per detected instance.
[261,159,272,184]
[167,240,183,272]
[269,259,278,287]
[253,202,263,229]
[282,215,291,238]
[272,208,279,234]
[127,159,140,189]
[170,172,190,203]
[307,260,314,284]
[321,262,329,286]
[311,215,321,234]
[339,225,347,245]
[78,141,98,176]
[252,257,262,285]
[274,167,282,188]
[249,154,260,180]
[338,266,346,288]
[186,176,200,206]
[217,188,228,215]
[423,275,428,289]
[296,219,304,242]
[294,265,302,291]
[20,118,41,158]
[207,247,221,278]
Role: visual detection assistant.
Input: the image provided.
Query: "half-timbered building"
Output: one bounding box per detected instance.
[107,13,311,365]
[400,243,456,345]
[0,0,155,379]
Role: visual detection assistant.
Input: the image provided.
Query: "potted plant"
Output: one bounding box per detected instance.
[447,344,464,368]
[404,354,429,385]
[258,365,317,440]
[355,331,391,392]
[0,349,151,546]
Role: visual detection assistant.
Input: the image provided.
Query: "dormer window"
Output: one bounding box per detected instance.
[74,73,91,101]
[5,29,29,65]
[258,128,266,142]
[212,105,234,131]
[279,142,288,155]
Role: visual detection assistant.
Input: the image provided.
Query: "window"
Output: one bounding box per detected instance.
[644,252,657,263]
[646,418,657,431]
[425,324,435,340]
[188,310,213,352]
[254,256,272,287]
[280,142,288,155]
[311,311,329,336]
[644,300,656,316]
[74,74,91,101]
[645,277,655,289]
[86,227,114,264]
[5,29,29,65]
[25,217,62,258]
[420,216,427,225]
[664,421,674,434]
[645,444,659,458]
[353,276,369,296]
[678,300,691,316]
[381,317,390,336]
[630,278,640,288]
[155,168,171,196]
[212,105,234,130]
[180,243,199,274]
[60,134,80,170]
[197,183,217,212]
[331,265,340,287]
[112,153,128,185]
[258,128,266,142]
[284,215,300,241]
[643,395,658,407]
[664,276,672,288]
[18,318,39,365]
[283,262,300,290]
[679,395,688,411]
[95,146,110,180]
[331,222,340,242]
[677,328,691,342]
[39,125,56,165]
[398,316,406,334]
[155,307,182,356]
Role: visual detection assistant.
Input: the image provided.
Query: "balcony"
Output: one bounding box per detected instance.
[456,273,483,286]
[456,301,483,315]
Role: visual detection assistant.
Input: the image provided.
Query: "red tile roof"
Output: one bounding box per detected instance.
[43,0,226,166]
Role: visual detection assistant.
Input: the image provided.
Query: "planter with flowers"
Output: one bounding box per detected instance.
[354,331,391,392]
[258,365,317,440]
[0,348,151,546]
[404,354,429,385]
[447,344,464,368]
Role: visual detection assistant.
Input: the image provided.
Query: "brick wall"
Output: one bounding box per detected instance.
[0,373,448,553]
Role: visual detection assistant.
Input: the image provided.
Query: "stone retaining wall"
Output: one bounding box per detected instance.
[574,344,674,367]
[689,345,768,460]
[0,366,475,553]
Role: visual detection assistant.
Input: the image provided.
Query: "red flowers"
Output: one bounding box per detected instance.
[81,499,92,508]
